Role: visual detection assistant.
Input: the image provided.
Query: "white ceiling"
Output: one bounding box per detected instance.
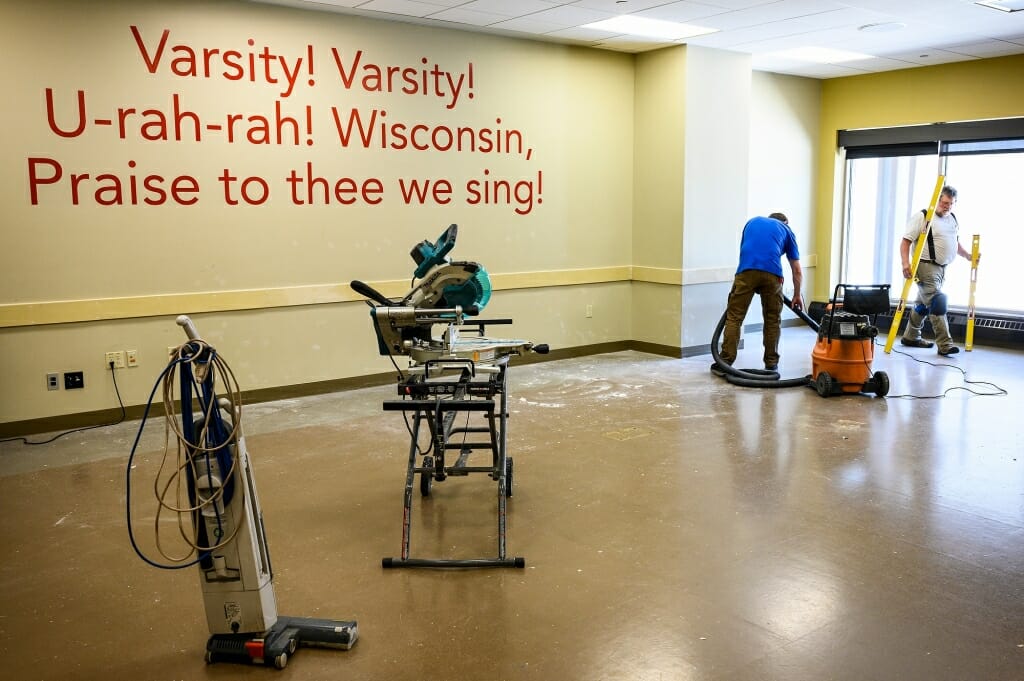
[256,0,1024,78]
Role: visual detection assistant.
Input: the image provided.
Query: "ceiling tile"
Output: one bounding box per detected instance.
[356,0,452,18]
[944,39,1024,57]
[527,4,618,27]
[459,0,560,16]
[253,0,1024,78]
[595,35,681,51]
[882,47,980,65]
[429,7,510,26]
[570,0,673,11]
[754,61,871,78]
[489,15,569,33]
[697,0,849,30]
[636,1,737,23]
[688,18,821,47]
[789,6,897,31]
[696,0,779,9]
[546,25,621,40]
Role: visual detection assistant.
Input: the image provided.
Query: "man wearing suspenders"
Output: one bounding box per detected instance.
[899,185,975,356]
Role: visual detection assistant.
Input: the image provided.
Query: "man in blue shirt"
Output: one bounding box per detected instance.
[720,213,803,371]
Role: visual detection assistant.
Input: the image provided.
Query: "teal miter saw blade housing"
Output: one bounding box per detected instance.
[405,224,491,314]
[440,265,491,312]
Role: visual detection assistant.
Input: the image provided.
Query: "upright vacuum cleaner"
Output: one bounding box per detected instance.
[127,316,358,669]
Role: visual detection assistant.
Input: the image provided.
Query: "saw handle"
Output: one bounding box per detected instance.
[350,279,395,306]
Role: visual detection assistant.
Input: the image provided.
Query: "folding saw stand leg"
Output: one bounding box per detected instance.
[382,360,524,569]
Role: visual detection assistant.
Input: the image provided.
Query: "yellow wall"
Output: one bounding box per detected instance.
[632,47,686,347]
[814,54,1024,299]
[0,0,637,424]
[1,0,876,430]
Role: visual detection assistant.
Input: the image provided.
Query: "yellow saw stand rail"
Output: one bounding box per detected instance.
[966,234,980,351]
[884,174,946,354]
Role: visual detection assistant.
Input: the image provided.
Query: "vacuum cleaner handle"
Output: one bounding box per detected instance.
[783,295,819,332]
[176,315,201,341]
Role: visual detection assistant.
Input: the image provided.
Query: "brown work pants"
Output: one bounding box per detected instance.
[720,269,784,367]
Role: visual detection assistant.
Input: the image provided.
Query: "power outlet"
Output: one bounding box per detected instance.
[126,349,138,367]
[64,371,84,390]
[585,304,593,318]
[46,372,60,391]
[105,351,126,369]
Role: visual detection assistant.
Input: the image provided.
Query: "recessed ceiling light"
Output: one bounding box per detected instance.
[858,22,906,33]
[581,16,719,40]
[767,46,875,63]
[976,0,1024,12]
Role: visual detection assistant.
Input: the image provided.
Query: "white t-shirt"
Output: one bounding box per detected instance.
[903,211,958,265]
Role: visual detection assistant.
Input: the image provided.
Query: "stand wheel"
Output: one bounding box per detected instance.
[873,371,890,397]
[505,457,514,498]
[204,651,214,665]
[420,456,433,497]
[287,638,297,654]
[274,652,288,670]
[815,371,834,398]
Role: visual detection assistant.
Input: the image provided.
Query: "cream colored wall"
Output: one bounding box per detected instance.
[0,0,635,424]
[630,53,823,352]
[814,54,1024,300]
[680,47,751,348]
[2,0,839,429]
[631,47,685,347]
[749,71,821,307]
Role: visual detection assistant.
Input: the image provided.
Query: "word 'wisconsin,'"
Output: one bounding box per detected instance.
[130,26,475,109]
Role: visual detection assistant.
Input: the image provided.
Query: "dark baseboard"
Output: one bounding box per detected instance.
[1,340,682,439]
[1,371,398,440]
[745,318,807,333]
[16,319,1013,439]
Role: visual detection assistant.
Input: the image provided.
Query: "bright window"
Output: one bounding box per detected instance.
[842,148,1023,314]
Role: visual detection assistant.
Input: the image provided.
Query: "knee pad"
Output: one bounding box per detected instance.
[914,303,929,316]
[930,293,947,315]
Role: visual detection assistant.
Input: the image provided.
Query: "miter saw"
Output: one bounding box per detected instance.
[351,224,547,373]
[350,224,547,568]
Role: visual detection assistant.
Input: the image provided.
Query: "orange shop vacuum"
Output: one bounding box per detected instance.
[811,284,890,398]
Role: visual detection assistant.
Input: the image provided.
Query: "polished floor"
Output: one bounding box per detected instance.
[1,328,1022,680]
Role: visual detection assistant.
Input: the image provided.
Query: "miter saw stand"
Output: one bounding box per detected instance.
[350,224,548,568]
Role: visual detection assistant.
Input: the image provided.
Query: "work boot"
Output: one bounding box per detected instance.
[901,338,934,349]
[938,346,960,356]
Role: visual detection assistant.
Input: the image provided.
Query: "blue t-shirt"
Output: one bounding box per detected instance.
[737,216,800,278]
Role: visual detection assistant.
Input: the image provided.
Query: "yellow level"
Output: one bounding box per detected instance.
[966,234,980,351]
[885,175,946,354]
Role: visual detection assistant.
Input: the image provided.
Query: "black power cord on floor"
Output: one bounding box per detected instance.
[883,343,1008,399]
[0,361,127,445]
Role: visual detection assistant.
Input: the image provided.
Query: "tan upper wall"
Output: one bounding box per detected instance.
[1,0,830,428]
[0,0,638,424]
[0,0,635,308]
[814,54,1024,300]
[632,47,686,271]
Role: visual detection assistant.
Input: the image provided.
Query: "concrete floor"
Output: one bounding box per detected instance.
[1,328,1022,680]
